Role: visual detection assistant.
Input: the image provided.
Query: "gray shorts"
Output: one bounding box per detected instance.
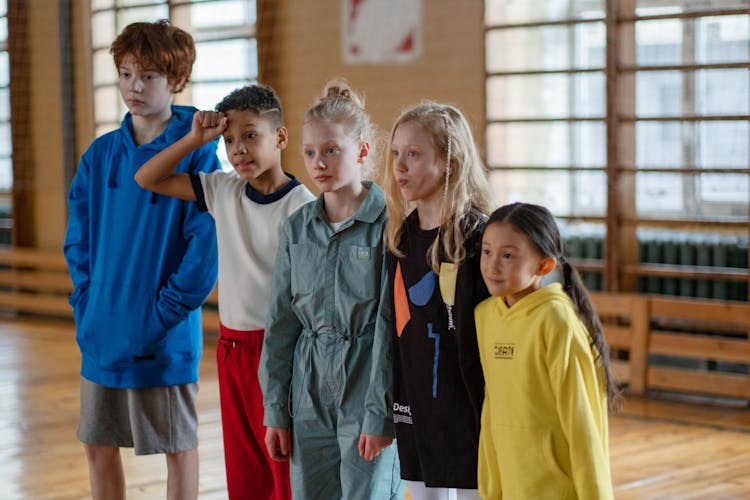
[77,378,198,455]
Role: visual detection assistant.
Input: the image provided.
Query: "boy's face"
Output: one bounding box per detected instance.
[118,55,175,120]
[222,110,285,183]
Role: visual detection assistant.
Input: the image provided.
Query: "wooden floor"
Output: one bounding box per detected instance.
[2,317,750,499]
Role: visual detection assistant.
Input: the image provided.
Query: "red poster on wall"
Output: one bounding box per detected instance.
[342,0,422,64]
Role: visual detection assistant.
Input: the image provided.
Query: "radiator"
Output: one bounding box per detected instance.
[563,230,748,301]
[563,232,604,291]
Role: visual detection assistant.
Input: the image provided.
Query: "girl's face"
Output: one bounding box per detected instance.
[118,55,176,120]
[301,119,367,194]
[390,121,446,206]
[480,222,552,306]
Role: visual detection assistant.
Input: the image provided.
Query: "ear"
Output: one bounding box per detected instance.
[276,126,289,150]
[171,76,189,94]
[357,141,370,164]
[536,256,557,276]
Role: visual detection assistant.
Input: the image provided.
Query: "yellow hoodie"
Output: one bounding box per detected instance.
[474,283,613,500]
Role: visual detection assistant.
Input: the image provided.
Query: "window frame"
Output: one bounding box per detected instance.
[0,2,11,196]
[90,0,259,141]
[484,0,750,297]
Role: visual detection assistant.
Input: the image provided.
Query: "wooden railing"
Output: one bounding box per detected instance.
[1,246,748,400]
[591,292,650,394]
[203,289,219,333]
[645,297,750,399]
[591,291,750,400]
[0,247,72,316]
[0,247,220,333]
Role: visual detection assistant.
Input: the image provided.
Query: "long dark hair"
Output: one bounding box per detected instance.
[487,202,621,411]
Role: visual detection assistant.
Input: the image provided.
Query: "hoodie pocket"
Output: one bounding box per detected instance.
[77,282,167,369]
[500,427,573,498]
[69,283,89,311]
[72,285,91,347]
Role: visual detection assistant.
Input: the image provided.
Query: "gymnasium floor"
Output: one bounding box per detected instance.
[1,316,749,499]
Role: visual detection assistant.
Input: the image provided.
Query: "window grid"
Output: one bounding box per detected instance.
[0,1,11,192]
[485,1,749,297]
[91,0,258,154]
[0,0,12,243]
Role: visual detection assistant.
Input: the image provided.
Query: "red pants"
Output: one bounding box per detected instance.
[217,324,291,500]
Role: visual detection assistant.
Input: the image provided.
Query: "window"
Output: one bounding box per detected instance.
[625,7,748,219]
[0,0,11,243]
[485,0,749,299]
[485,0,607,220]
[90,0,258,169]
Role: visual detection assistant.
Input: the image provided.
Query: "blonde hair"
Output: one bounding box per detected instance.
[381,102,494,272]
[303,79,380,179]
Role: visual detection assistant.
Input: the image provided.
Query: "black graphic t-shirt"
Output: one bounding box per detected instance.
[387,209,488,488]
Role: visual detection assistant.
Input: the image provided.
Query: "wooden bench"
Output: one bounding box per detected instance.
[3,246,749,401]
[202,288,220,334]
[592,292,750,401]
[0,246,220,333]
[591,292,649,395]
[0,247,72,316]
[645,296,750,400]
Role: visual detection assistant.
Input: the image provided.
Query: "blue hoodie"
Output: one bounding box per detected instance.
[64,105,219,389]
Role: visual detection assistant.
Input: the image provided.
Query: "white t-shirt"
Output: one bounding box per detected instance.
[329,217,351,233]
[193,170,315,330]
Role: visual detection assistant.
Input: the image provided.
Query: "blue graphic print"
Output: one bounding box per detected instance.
[427,322,440,399]
[408,272,436,306]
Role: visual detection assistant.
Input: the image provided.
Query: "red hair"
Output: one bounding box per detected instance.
[110,20,195,93]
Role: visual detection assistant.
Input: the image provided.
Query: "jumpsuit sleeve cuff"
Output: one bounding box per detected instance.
[362,413,394,437]
[263,407,291,429]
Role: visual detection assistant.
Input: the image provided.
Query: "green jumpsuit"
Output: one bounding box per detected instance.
[259,182,404,499]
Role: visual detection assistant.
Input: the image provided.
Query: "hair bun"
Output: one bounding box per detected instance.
[321,80,365,109]
[326,85,350,99]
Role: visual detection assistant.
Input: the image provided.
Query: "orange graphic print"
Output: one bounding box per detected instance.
[394,261,411,337]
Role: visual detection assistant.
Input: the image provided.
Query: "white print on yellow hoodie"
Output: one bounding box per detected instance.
[474,283,613,500]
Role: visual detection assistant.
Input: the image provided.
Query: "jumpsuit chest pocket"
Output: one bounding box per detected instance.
[337,245,379,302]
[290,243,324,294]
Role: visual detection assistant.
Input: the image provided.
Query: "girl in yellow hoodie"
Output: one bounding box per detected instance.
[474,202,621,500]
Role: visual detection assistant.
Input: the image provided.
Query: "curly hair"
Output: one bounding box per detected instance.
[215,84,284,128]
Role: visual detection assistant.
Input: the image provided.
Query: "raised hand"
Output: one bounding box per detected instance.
[134,110,227,201]
[189,110,227,145]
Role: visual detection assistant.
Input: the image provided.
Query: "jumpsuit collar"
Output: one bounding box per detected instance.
[307,180,386,226]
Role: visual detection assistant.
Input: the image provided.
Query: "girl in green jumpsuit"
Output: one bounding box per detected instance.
[259,81,404,500]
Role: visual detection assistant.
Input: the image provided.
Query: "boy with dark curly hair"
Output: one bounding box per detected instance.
[136,83,314,500]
